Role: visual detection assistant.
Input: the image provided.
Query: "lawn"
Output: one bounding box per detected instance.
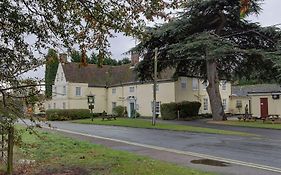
[73,118,253,136]
[217,120,281,130]
[5,128,216,175]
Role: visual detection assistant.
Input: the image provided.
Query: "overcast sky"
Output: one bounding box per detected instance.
[25,0,281,79]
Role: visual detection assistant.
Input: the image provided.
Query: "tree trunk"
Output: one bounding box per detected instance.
[206,59,225,121]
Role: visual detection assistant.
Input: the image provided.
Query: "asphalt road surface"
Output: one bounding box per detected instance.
[21,120,281,175]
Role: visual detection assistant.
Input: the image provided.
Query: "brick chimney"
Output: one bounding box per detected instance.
[131,52,139,66]
[59,53,67,64]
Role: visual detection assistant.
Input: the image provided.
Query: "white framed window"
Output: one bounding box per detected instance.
[75,87,81,96]
[112,88,116,94]
[222,99,227,110]
[112,102,117,110]
[63,86,66,96]
[56,74,59,82]
[236,100,242,108]
[221,80,227,90]
[61,72,63,81]
[48,104,51,109]
[129,86,135,93]
[63,102,66,109]
[53,103,56,109]
[180,78,187,89]
[203,98,208,111]
[192,78,199,90]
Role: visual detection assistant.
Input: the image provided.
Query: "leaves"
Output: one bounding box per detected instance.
[135,0,281,83]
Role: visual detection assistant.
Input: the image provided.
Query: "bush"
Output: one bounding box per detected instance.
[178,101,201,119]
[160,102,178,120]
[46,109,97,121]
[160,101,201,120]
[112,106,127,117]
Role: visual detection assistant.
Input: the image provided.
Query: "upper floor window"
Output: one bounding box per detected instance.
[192,78,199,90]
[180,78,187,89]
[129,86,135,93]
[221,80,227,90]
[75,87,81,96]
[56,74,59,82]
[112,88,116,94]
[63,86,66,96]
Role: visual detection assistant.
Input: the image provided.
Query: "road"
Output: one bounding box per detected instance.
[21,120,281,175]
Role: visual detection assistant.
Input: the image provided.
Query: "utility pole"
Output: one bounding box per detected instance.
[152,48,158,126]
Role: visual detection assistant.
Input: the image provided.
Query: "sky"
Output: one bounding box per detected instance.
[25,0,281,79]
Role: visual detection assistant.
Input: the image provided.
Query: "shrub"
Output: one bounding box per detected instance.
[112,106,126,117]
[160,102,178,120]
[160,101,201,120]
[46,109,97,121]
[178,101,201,119]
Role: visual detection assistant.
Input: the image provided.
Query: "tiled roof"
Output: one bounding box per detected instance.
[232,84,281,96]
[62,63,174,87]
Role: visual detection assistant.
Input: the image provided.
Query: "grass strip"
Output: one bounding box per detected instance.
[217,120,281,130]
[13,128,215,175]
[73,118,253,136]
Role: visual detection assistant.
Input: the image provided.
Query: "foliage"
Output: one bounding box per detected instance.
[70,50,131,66]
[46,109,96,121]
[160,102,178,120]
[44,49,59,99]
[160,101,201,120]
[134,0,281,120]
[112,106,127,117]
[178,101,201,119]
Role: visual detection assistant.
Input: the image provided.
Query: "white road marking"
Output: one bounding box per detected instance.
[43,126,281,173]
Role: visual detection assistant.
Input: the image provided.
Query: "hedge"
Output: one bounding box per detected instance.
[160,101,201,120]
[160,102,178,120]
[46,109,98,121]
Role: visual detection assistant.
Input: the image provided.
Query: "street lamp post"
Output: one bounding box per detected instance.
[87,95,95,121]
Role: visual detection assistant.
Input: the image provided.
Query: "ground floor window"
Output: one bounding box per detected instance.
[222,99,227,110]
[112,102,117,110]
[203,98,208,111]
[63,102,66,109]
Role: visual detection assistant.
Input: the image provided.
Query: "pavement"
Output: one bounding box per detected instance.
[20,119,281,175]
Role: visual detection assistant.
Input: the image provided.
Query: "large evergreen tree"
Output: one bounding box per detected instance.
[135,0,281,120]
[70,50,131,66]
[45,49,59,99]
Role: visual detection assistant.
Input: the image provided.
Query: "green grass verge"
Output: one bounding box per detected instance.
[220,120,281,130]
[73,118,253,136]
[15,128,215,175]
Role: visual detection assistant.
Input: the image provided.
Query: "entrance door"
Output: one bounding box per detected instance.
[260,98,268,118]
[130,102,135,118]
